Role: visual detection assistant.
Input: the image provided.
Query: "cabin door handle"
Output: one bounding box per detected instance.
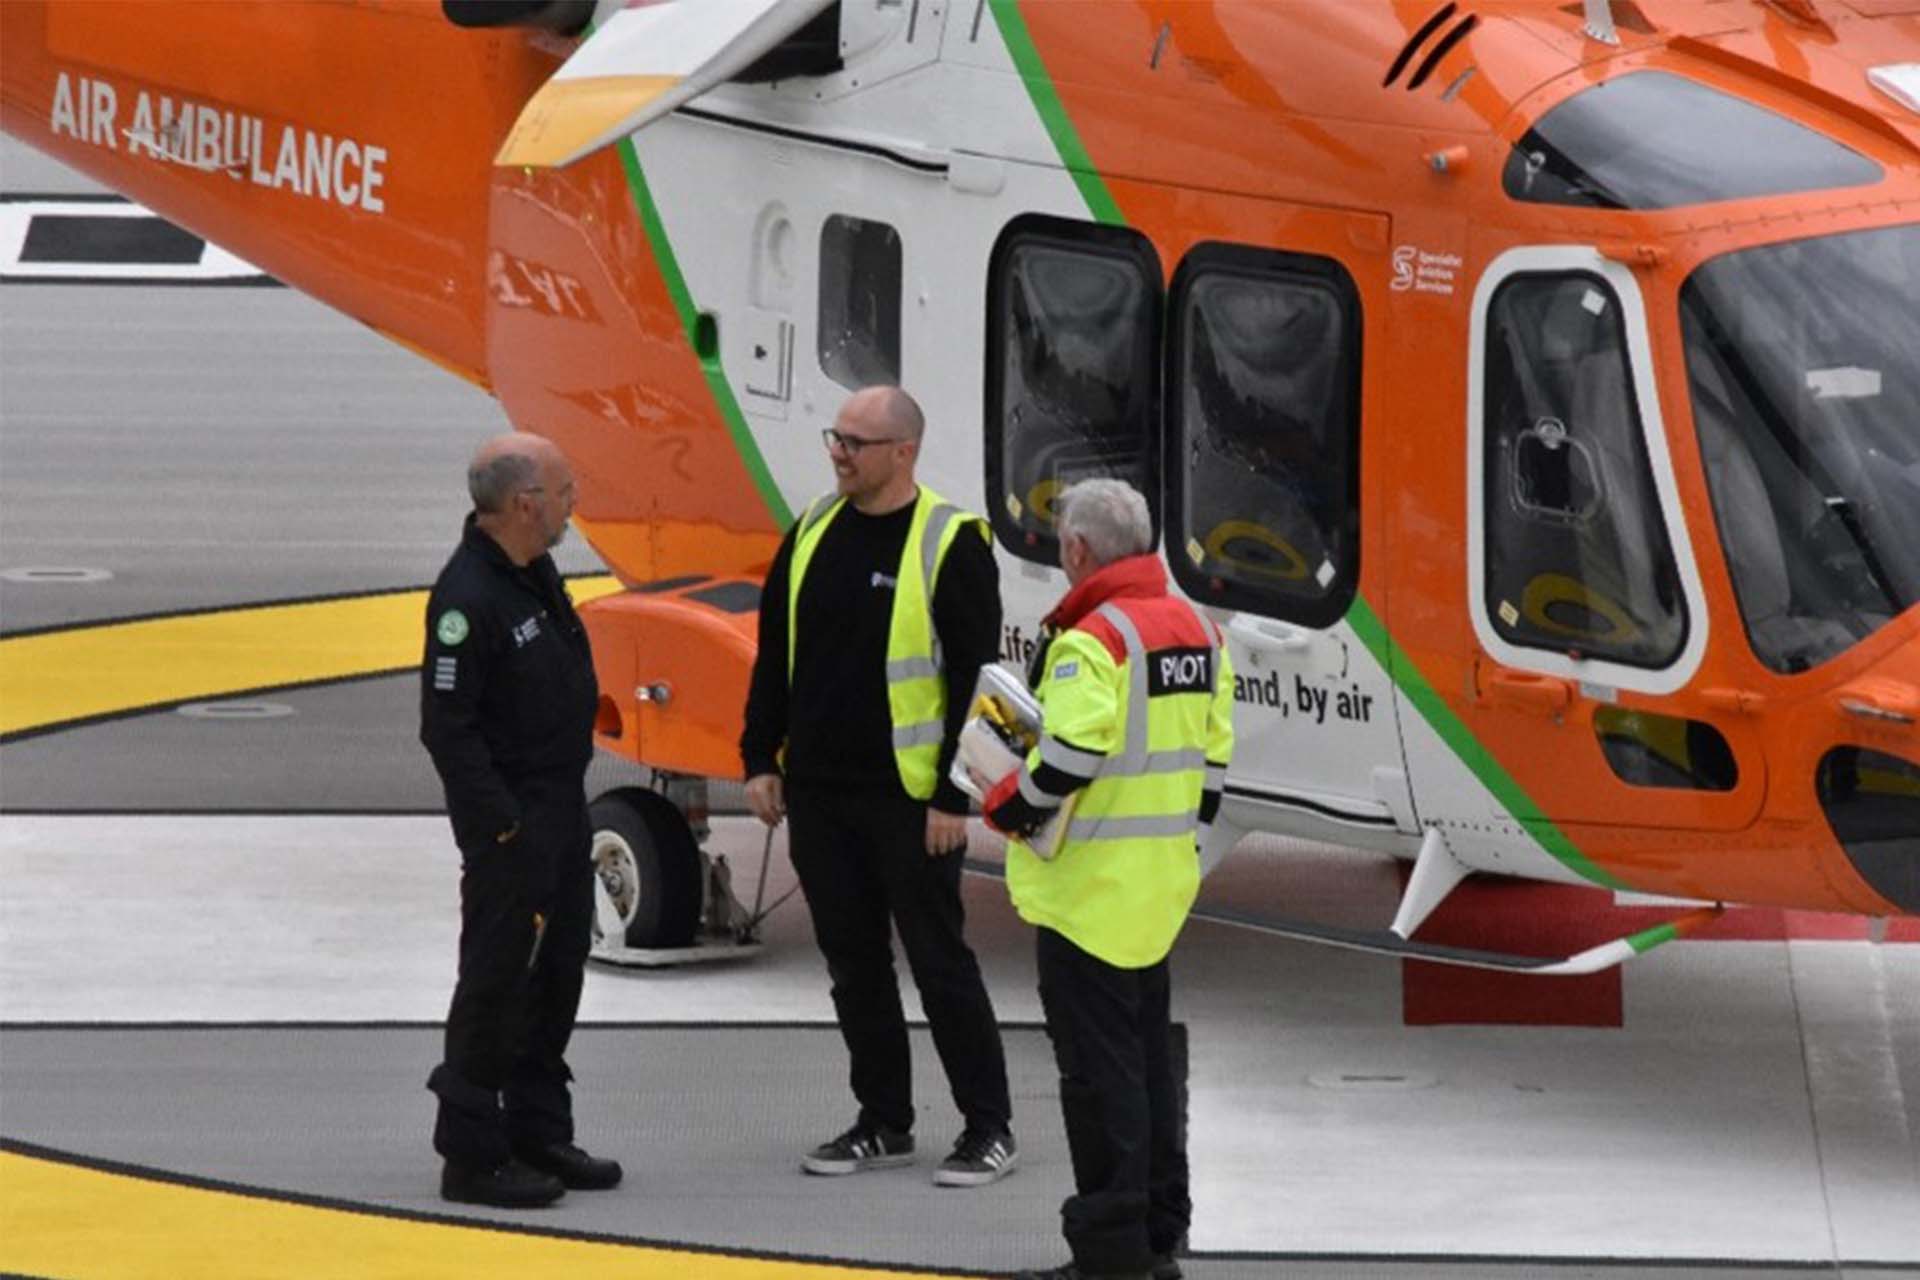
[1481,666,1575,717]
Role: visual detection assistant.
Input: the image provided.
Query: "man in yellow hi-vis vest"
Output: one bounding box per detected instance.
[983,479,1234,1280]
[742,386,1015,1187]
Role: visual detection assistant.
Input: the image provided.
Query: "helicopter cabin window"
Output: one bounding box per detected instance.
[986,216,1161,565]
[1504,72,1882,211]
[1483,272,1686,668]
[818,214,902,391]
[1681,225,1920,674]
[1166,244,1360,628]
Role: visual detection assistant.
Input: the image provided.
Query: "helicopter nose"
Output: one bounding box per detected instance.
[1815,660,1920,914]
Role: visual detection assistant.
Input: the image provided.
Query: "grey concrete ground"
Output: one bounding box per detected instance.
[0,283,602,636]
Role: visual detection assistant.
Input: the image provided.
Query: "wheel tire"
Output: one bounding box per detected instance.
[589,788,703,951]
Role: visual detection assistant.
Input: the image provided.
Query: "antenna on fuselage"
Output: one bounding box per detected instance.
[1583,0,1620,45]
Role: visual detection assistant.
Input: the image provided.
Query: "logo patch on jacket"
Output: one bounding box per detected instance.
[433,656,458,691]
[511,614,542,648]
[1051,660,1079,682]
[870,571,897,590]
[1148,647,1213,696]
[435,610,469,646]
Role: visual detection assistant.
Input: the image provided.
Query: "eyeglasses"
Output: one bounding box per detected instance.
[822,428,903,454]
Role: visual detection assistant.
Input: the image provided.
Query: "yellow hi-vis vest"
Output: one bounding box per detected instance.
[787,486,984,801]
[1007,599,1235,968]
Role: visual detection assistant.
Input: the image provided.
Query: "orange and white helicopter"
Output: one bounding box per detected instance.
[4,0,1917,974]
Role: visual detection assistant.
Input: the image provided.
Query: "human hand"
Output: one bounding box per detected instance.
[926,807,968,857]
[745,773,785,827]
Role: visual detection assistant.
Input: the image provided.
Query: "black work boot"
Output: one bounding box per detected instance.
[440,1157,565,1207]
[515,1141,623,1190]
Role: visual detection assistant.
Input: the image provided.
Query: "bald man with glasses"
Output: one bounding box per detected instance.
[742,386,1017,1188]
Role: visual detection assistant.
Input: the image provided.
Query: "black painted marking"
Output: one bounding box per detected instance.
[684,580,762,614]
[1383,2,1456,87]
[636,574,712,594]
[1222,782,1398,827]
[676,107,949,175]
[1407,14,1480,91]
[20,214,203,265]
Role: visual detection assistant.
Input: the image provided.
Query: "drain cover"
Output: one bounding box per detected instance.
[176,701,296,720]
[1,566,113,583]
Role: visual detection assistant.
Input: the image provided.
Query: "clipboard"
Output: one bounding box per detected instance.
[950,663,1074,859]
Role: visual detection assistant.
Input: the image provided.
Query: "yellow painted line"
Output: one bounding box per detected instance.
[0,578,623,739]
[0,1149,946,1279]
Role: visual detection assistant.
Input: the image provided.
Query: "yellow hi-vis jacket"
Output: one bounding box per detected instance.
[986,555,1235,968]
[787,485,985,801]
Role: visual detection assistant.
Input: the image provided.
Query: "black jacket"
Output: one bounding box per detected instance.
[419,515,597,847]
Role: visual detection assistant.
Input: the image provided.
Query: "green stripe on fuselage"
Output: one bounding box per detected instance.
[615,138,793,528]
[1346,597,1622,888]
[986,0,1123,226]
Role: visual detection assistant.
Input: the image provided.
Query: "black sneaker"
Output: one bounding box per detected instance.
[1012,1264,1150,1280]
[440,1157,564,1208]
[934,1127,1018,1186]
[515,1141,622,1190]
[801,1121,914,1175]
[1151,1255,1183,1280]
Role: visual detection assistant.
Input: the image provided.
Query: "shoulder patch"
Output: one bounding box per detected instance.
[1052,659,1080,682]
[435,609,470,646]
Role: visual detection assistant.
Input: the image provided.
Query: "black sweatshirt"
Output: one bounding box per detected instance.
[741,494,1001,814]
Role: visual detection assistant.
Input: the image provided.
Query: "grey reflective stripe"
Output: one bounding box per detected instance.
[1182,597,1220,648]
[1093,747,1209,779]
[1093,602,1151,776]
[887,656,941,682]
[920,502,963,591]
[1124,747,1208,776]
[1018,769,1062,810]
[1065,812,1201,842]
[1039,734,1103,778]
[1205,762,1228,788]
[799,493,840,536]
[892,721,944,749]
[920,502,966,674]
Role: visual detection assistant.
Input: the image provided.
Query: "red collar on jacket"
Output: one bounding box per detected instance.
[1044,554,1168,631]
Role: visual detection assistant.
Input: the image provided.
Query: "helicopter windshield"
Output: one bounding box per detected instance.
[1681,224,1920,674]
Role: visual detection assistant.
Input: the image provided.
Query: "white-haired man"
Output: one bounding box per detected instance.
[983,478,1234,1280]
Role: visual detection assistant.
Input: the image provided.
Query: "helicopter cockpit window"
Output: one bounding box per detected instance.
[986,216,1160,564]
[818,214,901,391]
[1504,71,1882,211]
[1681,224,1920,674]
[1166,245,1360,628]
[1483,272,1686,667]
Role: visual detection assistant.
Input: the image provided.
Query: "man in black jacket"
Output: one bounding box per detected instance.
[420,432,620,1208]
[742,386,1016,1188]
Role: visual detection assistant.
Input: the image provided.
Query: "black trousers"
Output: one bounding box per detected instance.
[786,780,1011,1137]
[429,775,594,1168]
[1036,927,1190,1274]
